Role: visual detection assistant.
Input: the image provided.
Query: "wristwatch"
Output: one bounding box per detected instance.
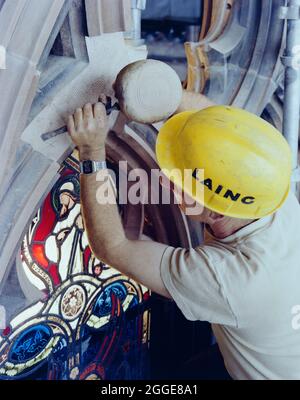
[80,160,107,175]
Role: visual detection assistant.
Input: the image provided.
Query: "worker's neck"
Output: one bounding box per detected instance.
[208,217,256,239]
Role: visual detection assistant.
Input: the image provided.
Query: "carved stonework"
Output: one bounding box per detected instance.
[85,0,132,36]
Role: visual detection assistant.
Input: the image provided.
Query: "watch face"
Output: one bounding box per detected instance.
[82,160,93,174]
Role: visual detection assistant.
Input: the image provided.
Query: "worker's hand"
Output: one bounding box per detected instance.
[67,101,109,159]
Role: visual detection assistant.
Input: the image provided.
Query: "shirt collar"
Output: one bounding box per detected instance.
[204,213,274,244]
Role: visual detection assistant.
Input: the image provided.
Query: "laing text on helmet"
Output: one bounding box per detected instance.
[192,169,256,205]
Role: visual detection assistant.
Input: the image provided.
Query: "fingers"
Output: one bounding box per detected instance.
[68,101,107,134]
[74,108,83,128]
[98,94,107,104]
[67,115,75,136]
[94,102,106,120]
[83,103,93,120]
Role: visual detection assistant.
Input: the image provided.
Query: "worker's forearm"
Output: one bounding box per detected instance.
[68,103,172,298]
[176,90,215,113]
[80,148,127,263]
[79,148,171,298]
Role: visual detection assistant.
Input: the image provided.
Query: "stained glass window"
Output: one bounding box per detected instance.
[0,151,151,380]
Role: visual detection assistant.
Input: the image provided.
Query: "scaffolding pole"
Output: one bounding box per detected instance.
[280,0,300,194]
[131,0,147,44]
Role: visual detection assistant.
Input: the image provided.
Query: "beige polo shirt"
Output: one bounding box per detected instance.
[160,191,300,380]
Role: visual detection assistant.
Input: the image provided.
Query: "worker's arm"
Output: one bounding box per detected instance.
[68,103,172,299]
[176,89,215,113]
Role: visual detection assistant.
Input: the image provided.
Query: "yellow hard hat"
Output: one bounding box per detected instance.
[156,106,292,219]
